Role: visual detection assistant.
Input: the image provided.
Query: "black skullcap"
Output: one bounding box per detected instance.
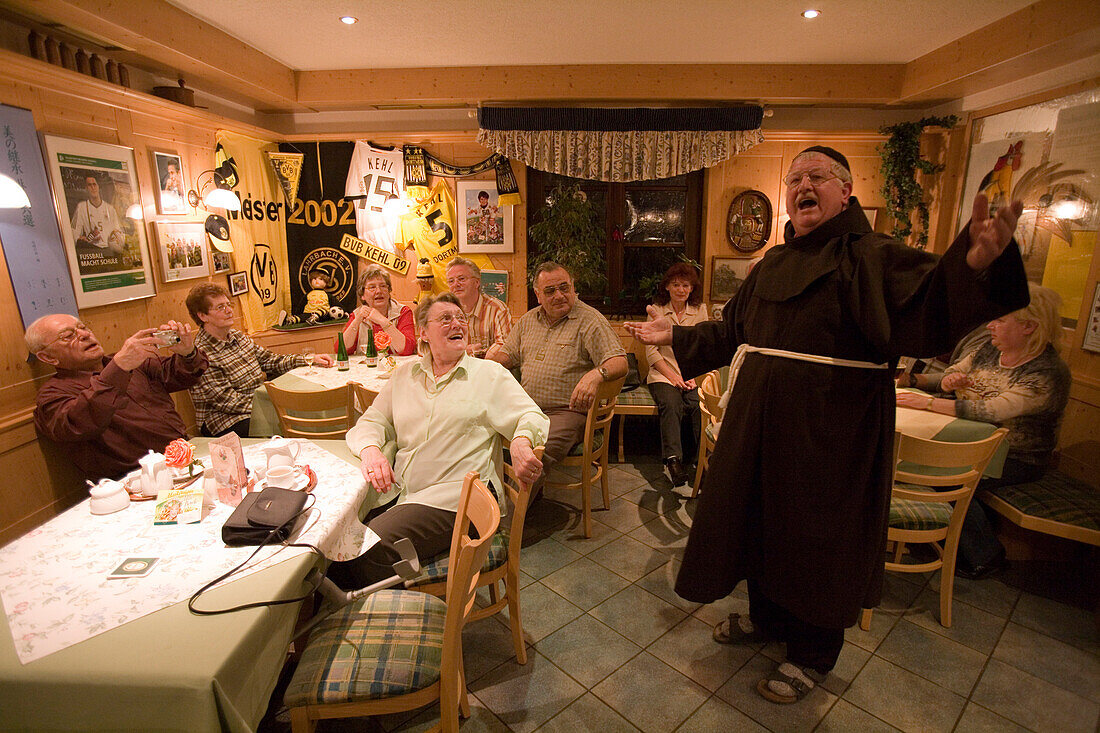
[799,145,850,173]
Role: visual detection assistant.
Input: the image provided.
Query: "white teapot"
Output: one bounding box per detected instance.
[262,437,300,471]
[138,451,171,498]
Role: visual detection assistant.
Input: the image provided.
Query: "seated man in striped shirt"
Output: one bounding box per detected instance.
[445,256,511,358]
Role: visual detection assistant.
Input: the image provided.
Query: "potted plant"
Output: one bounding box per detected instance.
[527,183,607,296]
[878,115,958,249]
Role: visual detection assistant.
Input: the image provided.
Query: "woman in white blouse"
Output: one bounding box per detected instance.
[328,292,548,590]
[645,263,709,487]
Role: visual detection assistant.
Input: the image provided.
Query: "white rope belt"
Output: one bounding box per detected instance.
[718,344,889,410]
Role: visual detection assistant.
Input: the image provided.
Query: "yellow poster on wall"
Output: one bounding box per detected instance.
[214,130,292,331]
[397,181,493,294]
[1041,229,1095,322]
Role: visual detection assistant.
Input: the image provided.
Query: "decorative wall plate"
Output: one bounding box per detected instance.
[726,189,772,253]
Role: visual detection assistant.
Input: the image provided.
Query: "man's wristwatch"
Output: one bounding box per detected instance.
[597,365,609,381]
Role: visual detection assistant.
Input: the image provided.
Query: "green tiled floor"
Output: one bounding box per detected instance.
[262,459,1100,733]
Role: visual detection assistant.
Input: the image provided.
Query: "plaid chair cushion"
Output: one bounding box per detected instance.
[985,472,1100,531]
[407,530,508,587]
[616,386,657,407]
[284,589,446,707]
[705,422,720,442]
[889,492,952,531]
[567,431,604,456]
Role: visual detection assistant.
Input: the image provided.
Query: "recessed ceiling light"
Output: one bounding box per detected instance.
[340,15,358,25]
[802,9,821,19]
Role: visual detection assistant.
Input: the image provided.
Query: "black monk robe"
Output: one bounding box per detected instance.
[672,198,1027,629]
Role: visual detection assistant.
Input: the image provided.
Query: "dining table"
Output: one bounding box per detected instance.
[895,387,1007,477]
[250,354,419,437]
[0,436,391,732]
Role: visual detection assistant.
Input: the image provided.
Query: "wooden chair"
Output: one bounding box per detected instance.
[860,427,1009,630]
[264,381,356,439]
[284,471,501,733]
[690,369,725,498]
[544,376,625,538]
[348,381,377,420]
[406,448,544,664]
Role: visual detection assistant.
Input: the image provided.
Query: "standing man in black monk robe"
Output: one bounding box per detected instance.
[626,146,1027,705]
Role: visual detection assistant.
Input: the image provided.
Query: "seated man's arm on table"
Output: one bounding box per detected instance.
[347,380,398,492]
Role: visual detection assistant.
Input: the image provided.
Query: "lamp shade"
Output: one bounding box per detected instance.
[203,186,241,211]
[0,173,31,209]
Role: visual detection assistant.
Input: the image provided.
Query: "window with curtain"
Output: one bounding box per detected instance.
[526,169,702,316]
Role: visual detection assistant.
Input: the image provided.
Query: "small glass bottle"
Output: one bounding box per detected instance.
[336,332,350,371]
[364,327,378,368]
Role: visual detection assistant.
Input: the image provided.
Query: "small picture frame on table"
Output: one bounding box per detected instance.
[152,151,187,214]
[228,271,248,296]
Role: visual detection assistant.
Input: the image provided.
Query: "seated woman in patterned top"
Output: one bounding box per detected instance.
[896,283,1071,578]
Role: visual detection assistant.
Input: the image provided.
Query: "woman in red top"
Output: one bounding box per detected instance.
[339,265,416,355]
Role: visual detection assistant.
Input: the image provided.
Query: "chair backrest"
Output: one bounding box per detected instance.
[893,427,1010,503]
[443,471,503,636]
[698,369,725,427]
[348,381,377,420]
[581,375,625,463]
[502,446,544,557]
[263,381,356,439]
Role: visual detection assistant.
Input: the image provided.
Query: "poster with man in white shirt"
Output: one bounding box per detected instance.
[68,171,126,274]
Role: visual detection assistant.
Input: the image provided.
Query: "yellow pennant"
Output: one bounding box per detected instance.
[265,151,304,207]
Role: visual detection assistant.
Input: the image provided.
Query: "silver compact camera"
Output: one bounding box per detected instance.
[154,329,180,346]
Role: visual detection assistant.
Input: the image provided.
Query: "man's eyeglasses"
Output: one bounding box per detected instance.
[429,312,468,327]
[446,275,473,286]
[783,169,838,188]
[541,282,572,297]
[50,322,89,346]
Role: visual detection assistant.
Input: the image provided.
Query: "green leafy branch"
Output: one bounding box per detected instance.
[527,183,607,295]
[878,115,958,249]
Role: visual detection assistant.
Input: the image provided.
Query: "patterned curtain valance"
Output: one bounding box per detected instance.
[476,106,764,183]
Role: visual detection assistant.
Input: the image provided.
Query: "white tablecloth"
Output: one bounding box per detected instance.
[289,354,418,392]
[0,438,388,664]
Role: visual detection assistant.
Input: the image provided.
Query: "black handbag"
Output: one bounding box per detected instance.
[221,487,308,546]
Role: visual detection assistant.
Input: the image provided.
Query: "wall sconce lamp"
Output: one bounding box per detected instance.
[0,173,31,209]
[188,159,241,211]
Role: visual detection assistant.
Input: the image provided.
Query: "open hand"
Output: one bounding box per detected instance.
[624,305,674,346]
[967,194,1023,271]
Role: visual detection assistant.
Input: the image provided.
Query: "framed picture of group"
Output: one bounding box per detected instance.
[154,221,209,282]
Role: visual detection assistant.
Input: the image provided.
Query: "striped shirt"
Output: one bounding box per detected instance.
[189,328,306,435]
[465,294,512,352]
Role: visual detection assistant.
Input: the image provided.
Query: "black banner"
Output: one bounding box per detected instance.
[278,142,359,316]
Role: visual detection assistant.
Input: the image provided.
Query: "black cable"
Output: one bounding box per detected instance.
[188,494,328,615]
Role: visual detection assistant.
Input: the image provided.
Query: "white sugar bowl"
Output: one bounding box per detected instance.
[89,479,130,515]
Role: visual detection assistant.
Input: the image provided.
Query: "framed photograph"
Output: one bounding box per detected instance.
[457,180,513,253]
[480,269,508,303]
[1083,282,1100,354]
[710,256,759,302]
[210,249,232,274]
[228,271,248,296]
[42,134,156,309]
[152,150,187,214]
[154,221,209,282]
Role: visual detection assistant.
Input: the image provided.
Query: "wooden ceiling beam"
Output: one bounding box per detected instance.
[294,63,906,109]
[897,0,1100,103]
[1,0,303,111]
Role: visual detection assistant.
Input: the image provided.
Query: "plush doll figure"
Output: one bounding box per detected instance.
[414,257,434,304]
[278,269,346,326]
